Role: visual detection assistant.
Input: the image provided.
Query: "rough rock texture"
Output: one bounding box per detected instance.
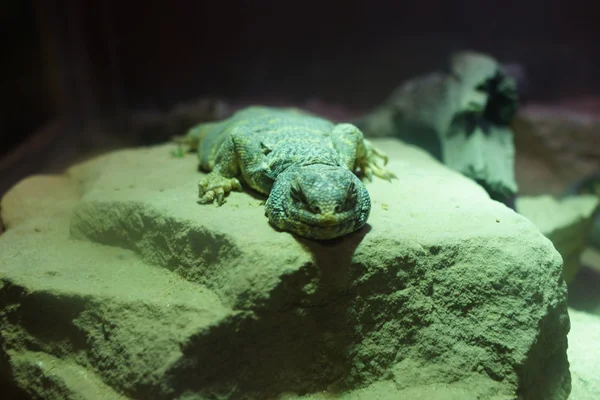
[516,195,600,282]
[0,139,570,399]
[513,101,600,197]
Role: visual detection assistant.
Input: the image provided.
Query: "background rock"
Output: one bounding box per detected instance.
[517,195,599,282]
[513,100,600,197]
[356,52,519,206]
[0,139,570,399]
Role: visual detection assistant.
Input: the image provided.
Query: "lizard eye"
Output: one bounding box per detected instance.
[290,181,307,204]
[260,141,273,155]
[342,181,358,211]
[290,181,322,214]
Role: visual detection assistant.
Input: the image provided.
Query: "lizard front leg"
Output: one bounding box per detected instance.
[331,123,397,182]
[198,171,242,205]
[356,138,397,182]
[197,129,243,205]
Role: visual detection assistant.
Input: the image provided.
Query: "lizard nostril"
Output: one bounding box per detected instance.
[313,206,322,214]
[334,205,342,213]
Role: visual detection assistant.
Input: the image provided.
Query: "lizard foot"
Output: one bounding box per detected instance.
[169,135,197,158]
[359,140,397,182]
[198,174,242,206]
[171,134,201,152]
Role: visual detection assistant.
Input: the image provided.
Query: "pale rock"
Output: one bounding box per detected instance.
[0,139,570,399]
[567,308,600,400]
[516,195,599,282]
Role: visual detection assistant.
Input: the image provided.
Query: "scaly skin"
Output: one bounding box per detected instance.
[179,106,396,240]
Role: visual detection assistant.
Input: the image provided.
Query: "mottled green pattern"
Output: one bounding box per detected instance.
[182,106,395,240]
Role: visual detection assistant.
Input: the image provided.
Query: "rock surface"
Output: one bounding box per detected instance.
[0,139,570,399]
[568,309,600,400]
[516,195,600,282]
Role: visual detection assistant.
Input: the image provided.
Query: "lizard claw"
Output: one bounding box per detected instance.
[374,166,397,182]
[358,140,397,182]
[370,146,389,166]
[363,167,374,182]
[197,174,242,205]
[215,188,225,205]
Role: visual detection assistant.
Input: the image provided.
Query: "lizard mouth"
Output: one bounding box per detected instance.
[293,209,353,227]
[283,208,364,240]
[266,202,369,240]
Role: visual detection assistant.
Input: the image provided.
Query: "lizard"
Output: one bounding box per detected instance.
[176,106,396,240]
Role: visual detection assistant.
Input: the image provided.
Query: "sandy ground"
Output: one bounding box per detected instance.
[567,308,600,400]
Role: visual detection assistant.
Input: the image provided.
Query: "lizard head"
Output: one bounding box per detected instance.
[265,164,371,240]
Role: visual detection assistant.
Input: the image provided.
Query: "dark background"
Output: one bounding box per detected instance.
[2,2,599,397]
[1,0,599,159]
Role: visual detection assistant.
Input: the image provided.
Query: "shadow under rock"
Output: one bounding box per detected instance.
[567,265,600,314]
[0,379,30,400]
[165,274,358,399]
[294,223,371,291]
[163,225,375,399]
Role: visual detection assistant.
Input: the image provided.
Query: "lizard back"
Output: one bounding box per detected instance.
[193,106,337,171]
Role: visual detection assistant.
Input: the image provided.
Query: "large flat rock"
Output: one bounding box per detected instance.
[0,138,570,399]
